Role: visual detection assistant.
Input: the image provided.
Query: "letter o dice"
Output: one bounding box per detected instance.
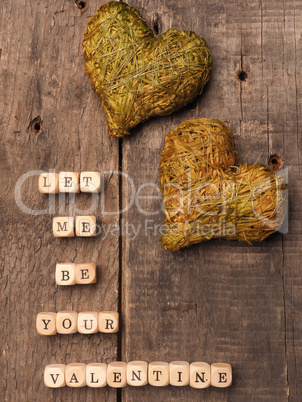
[56,311,78,334]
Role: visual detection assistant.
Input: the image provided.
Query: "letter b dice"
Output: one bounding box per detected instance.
[56,263,76,286]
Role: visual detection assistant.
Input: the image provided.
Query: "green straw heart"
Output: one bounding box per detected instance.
[160,119,287,251]
[83,1,212,138]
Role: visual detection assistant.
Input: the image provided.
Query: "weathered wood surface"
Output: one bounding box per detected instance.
[0,0,301,401]
[121,0,302,401]
[0,1,120,401]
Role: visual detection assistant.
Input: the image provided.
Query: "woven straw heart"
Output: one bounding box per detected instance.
[160,119,287,251]
[83,1,212,138]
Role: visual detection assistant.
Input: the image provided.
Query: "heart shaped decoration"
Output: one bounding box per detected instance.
[160,119,287,251]
[83,1,212,138]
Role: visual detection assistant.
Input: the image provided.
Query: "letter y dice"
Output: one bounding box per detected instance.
[36,312,57,335]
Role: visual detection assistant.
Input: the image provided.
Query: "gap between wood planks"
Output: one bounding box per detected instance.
[117,138,123,402]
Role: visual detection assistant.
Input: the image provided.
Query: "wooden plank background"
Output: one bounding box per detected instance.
[0,0,301,401]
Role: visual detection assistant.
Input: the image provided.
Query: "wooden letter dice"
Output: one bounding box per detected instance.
[98,311,119,333]
[170,361,189,386]
[86,363,107,388]
[53,217,75,237]
[75,216,97,237]
[148,362,169,386]
[36,312,57,335]
[56,263,76,286]
[66,363,86,387]
[80,172,101,193]
[39,173,59,194]
[56,311,78,334]
[75,263,97,284]
[78,311,98,334]
[44,364,66,388]
[211,363,232,388]
[59,172,80,193]
[107,362,127,388]
[127,361,148,387]
[190,362,211,389]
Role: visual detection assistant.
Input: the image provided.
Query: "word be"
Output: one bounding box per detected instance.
[39,172,101,194]
[44,361,232,389]
[56,263,97,285]
[36,311,119,335]
[53,216,96,237]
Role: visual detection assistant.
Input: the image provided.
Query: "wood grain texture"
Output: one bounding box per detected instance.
[0,1,119,401]
[121,0,301,401]
[1,0,301,401]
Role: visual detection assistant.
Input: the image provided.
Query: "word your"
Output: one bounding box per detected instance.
[36,311,119,335]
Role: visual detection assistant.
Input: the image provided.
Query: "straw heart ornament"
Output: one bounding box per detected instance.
[159,119,287,251]
[83,1,212,138]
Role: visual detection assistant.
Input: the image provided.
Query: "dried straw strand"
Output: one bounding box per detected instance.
[83,1,212,138]
[160,119,287,251]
